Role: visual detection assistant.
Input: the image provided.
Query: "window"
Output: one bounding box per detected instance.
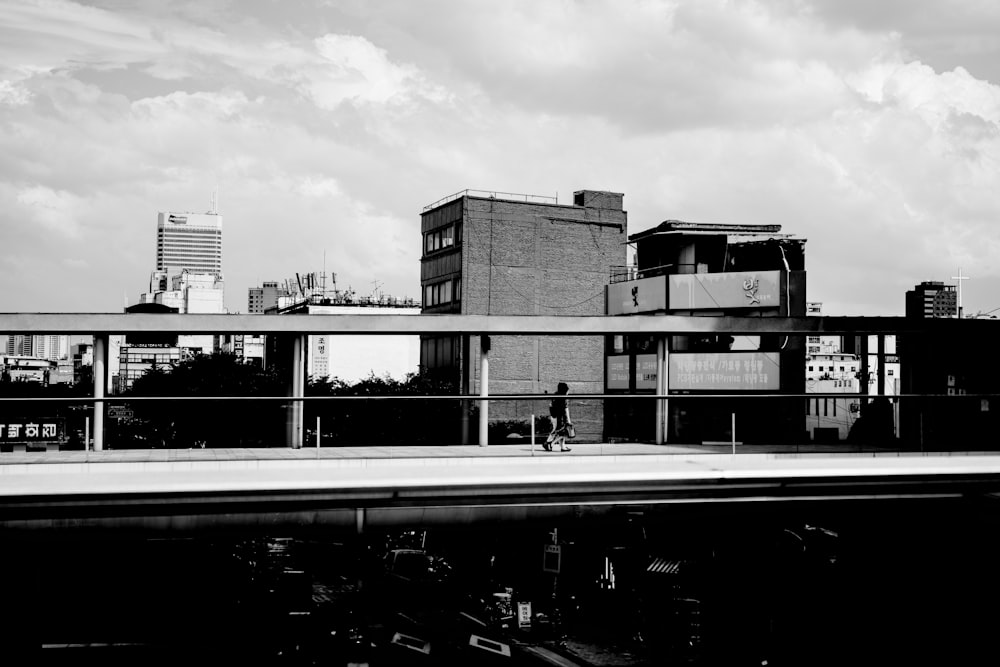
[888,369,894,376]
[808,336,820,343]
[423,277,461,307]
[840,366,845,372]
[808,366,814,372]
[424,223,460,256]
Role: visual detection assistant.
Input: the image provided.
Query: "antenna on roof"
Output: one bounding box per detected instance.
[210,187,219,214]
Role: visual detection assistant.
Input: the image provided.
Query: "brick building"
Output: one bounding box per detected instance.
[420,190,628,442]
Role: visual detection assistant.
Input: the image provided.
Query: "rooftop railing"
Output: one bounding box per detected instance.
[422,189,559,212]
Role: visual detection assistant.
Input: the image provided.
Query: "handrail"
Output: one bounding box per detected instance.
[0,393,995,402]
[1,313,997,335]
[422,189,558,211]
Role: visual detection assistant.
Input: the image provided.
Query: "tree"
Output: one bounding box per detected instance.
[306,372,463,446]
[124,353,286,448]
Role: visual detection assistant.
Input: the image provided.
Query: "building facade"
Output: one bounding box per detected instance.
[155,211,223,277]
[607,220,807,444]
[899,280,994,448]
[248,281,293,314]
[805,352,860,442]
[270,296,421,384]
[905,281,957,319]
[3,335,69,361]
[420,190,628,442]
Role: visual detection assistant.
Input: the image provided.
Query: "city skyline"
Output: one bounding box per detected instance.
[2,1,999,316]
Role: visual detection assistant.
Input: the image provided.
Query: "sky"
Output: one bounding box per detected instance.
[1,0,999,317]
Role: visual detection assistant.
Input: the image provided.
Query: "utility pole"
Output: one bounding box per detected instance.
[952,268,969,318]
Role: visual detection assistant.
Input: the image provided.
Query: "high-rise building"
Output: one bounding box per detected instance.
[905,281,957,319]
[31,335,70,361]
[3,335,31,356]
[155,211,223,277]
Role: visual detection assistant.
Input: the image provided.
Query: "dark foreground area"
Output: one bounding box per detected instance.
[3,496,999,666]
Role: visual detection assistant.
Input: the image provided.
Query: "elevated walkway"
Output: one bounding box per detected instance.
[3,445,1000,532]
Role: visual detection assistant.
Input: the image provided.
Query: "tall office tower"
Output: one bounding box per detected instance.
[155,211,223,277]
[4,335,32,356]
[31,335,70,361]
[905,281,957,319]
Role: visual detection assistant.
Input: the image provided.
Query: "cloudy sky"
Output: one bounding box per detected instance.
[2,0,998,316]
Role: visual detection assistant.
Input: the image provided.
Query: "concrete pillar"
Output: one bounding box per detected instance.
[92,334,108,451]
[287,334,305,448]
[655,336,667,445]
[479,335,490,446]
[859,335,870,407]
[877,334,885,396]
[461,334,471,445]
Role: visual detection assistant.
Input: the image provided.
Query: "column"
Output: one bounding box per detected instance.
[92,334,108,451]
[877,334,885,396]
[461,334,471,445]
[479,335,489,446]
[287,334,305,448]
[655,336,667,445]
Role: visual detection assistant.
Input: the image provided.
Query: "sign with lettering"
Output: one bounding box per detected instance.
[669,352,781,391]
[108,407,134,420]
[635,354,657,390]
[0,420,61,442]
[517,602,532,628]
[607,356,630,390]
[669,270,781,310]
[606,276,667,315]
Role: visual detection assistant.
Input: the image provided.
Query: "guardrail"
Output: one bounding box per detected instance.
[422,189,559,211]
[0,313,997,455]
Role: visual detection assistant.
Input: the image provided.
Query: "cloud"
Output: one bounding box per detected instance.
[0,0,999,318]
[15,184,85,237]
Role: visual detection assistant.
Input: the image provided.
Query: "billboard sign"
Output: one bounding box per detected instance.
[607,276,667,315]
[669,270,781,310]
[669,352,780,391]
[635,354,657,390]
[0,420,61,442]
[607,356,630,390]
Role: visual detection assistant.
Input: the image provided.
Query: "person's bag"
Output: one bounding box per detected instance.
[566,423,576,439]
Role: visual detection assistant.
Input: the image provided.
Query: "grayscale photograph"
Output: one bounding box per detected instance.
[1,1,999,664]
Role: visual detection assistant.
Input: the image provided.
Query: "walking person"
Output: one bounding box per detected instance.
[544,382,573,452]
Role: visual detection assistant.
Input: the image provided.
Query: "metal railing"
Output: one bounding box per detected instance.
[0,312,998,456]
[423,189,559,211]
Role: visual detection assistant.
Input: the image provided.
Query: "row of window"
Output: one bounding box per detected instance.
[121,353,178,364]
[157,243,222,250]
[808,365,857,372]
[424,222,462,255]
[424,277,461,307]
[158,229,222,235]
[807,398,840,417]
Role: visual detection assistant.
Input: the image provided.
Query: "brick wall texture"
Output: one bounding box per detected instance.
[461,195,627,442]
